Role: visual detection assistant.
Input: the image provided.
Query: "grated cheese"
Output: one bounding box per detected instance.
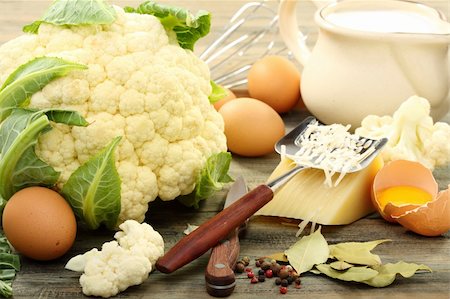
[286,120,374,188]
[274,120,379,236]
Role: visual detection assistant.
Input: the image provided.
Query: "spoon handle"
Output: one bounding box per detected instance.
[155,185,273,274]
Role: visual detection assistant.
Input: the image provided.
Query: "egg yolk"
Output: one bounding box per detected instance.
[376,186,433,210]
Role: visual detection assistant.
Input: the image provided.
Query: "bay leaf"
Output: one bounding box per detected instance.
[362,261,432,287]
[329,239,391,266]
[285,227,329,274]
[265,252,289,263]
[329,260,354,271]
[316,264,379,282]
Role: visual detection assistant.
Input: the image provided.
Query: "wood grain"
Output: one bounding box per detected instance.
[0,0,449,298]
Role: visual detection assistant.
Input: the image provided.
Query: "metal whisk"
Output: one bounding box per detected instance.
[200,1,286,89]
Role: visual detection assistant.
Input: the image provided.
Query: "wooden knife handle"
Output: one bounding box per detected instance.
[156,185,273,274]
[205,228,240,297]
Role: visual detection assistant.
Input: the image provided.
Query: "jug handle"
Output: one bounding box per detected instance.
[278,0,334,66]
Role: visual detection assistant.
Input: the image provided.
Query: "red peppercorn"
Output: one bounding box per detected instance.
[280,286,288,294]
[247,271,255,278]
[245,267,252,272]
[250,277,258,284]
[265,269,273,278]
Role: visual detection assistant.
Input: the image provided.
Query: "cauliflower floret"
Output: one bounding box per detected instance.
[356,96,450,169]
[65,220,164,298]
[114,220,164,266]
[0,6,227,224]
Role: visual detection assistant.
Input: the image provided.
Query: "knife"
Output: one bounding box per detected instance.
[156,177,273,274]
[205,177,248,297]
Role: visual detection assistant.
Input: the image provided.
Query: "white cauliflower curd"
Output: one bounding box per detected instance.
[0,6,227,223]
[65,220,164,298]
[356,96,450,169]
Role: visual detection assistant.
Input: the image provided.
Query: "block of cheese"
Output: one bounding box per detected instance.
[255,156,383,225]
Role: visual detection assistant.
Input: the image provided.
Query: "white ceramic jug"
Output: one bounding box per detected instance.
[278,0,450,128]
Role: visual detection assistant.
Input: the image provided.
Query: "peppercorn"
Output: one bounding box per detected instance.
[250,277,258,284]
[247,271,255,279]
[261,261,271,270]
[245,267,252,273]
[287,276,294,285]
[270,263,281,276]
[295,278,301,285]
[258,269,265,276]
[280,286,288,294]
[278,268,289,279]
[265,269,273,278]
[281,279,289,287]
[258,275,266,282]
[258,257,265,264]
[275,278,282,285]
[291,271,299,280]
[235,262,245,273]
[242,256,250,266]
[255,260,261,267]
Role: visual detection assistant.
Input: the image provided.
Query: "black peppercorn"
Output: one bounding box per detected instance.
[287,276,294,285]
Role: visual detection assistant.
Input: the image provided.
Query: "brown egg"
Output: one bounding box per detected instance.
[213,87,236,111]
[219,97,285,157]
[372,160,450,236]
[2,187,77,261]
[247,55,301,113]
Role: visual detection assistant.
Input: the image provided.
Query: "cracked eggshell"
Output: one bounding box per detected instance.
[372,160,438,222]
[385,187,450,237]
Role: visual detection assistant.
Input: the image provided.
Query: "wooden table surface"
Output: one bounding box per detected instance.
[1,1,449,298]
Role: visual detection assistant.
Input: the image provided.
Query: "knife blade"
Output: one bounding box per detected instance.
[205,176,248,297]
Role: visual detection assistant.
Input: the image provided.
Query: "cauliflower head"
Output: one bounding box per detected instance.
[65,220,164,298]
[356,96,450,169]
[0,6,227,223]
